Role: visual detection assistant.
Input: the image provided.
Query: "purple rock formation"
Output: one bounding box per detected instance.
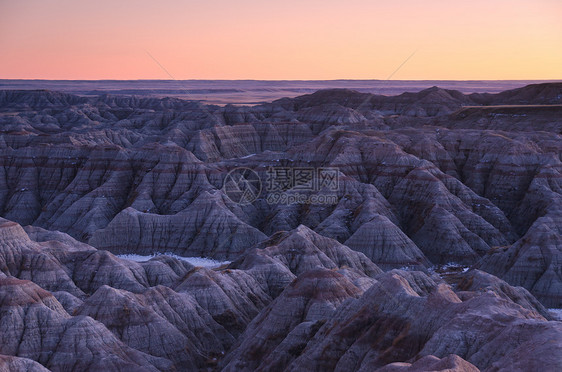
[0,83,561,370]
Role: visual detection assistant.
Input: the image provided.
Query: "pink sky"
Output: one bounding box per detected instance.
[1,0,561,80]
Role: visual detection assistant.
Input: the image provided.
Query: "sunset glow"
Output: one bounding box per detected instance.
[1,0,561,80]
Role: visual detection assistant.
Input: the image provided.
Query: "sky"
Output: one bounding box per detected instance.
[1,0,561,80]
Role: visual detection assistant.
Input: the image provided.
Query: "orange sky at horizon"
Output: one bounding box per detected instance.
[1,0,561,80]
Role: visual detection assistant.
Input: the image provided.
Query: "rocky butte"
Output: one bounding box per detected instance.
[0,82,561,371]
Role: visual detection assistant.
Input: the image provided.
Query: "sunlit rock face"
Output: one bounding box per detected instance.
[0,83,561,371]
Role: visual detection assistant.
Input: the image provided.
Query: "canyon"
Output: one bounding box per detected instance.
[0,82,561,371]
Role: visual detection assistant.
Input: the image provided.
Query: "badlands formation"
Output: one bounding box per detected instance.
[0,83,561,371]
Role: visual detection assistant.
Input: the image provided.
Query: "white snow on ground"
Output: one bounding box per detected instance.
[548,308,562,321]
[117,253,230,268]
[427,263,470,274]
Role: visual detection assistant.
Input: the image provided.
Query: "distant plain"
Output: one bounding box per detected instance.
[2,79,561,105]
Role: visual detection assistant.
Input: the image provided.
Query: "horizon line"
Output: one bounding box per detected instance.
[2,78,562,82]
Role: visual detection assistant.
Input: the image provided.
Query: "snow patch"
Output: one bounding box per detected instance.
[428,263,470,276]
[117,253,230,268]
